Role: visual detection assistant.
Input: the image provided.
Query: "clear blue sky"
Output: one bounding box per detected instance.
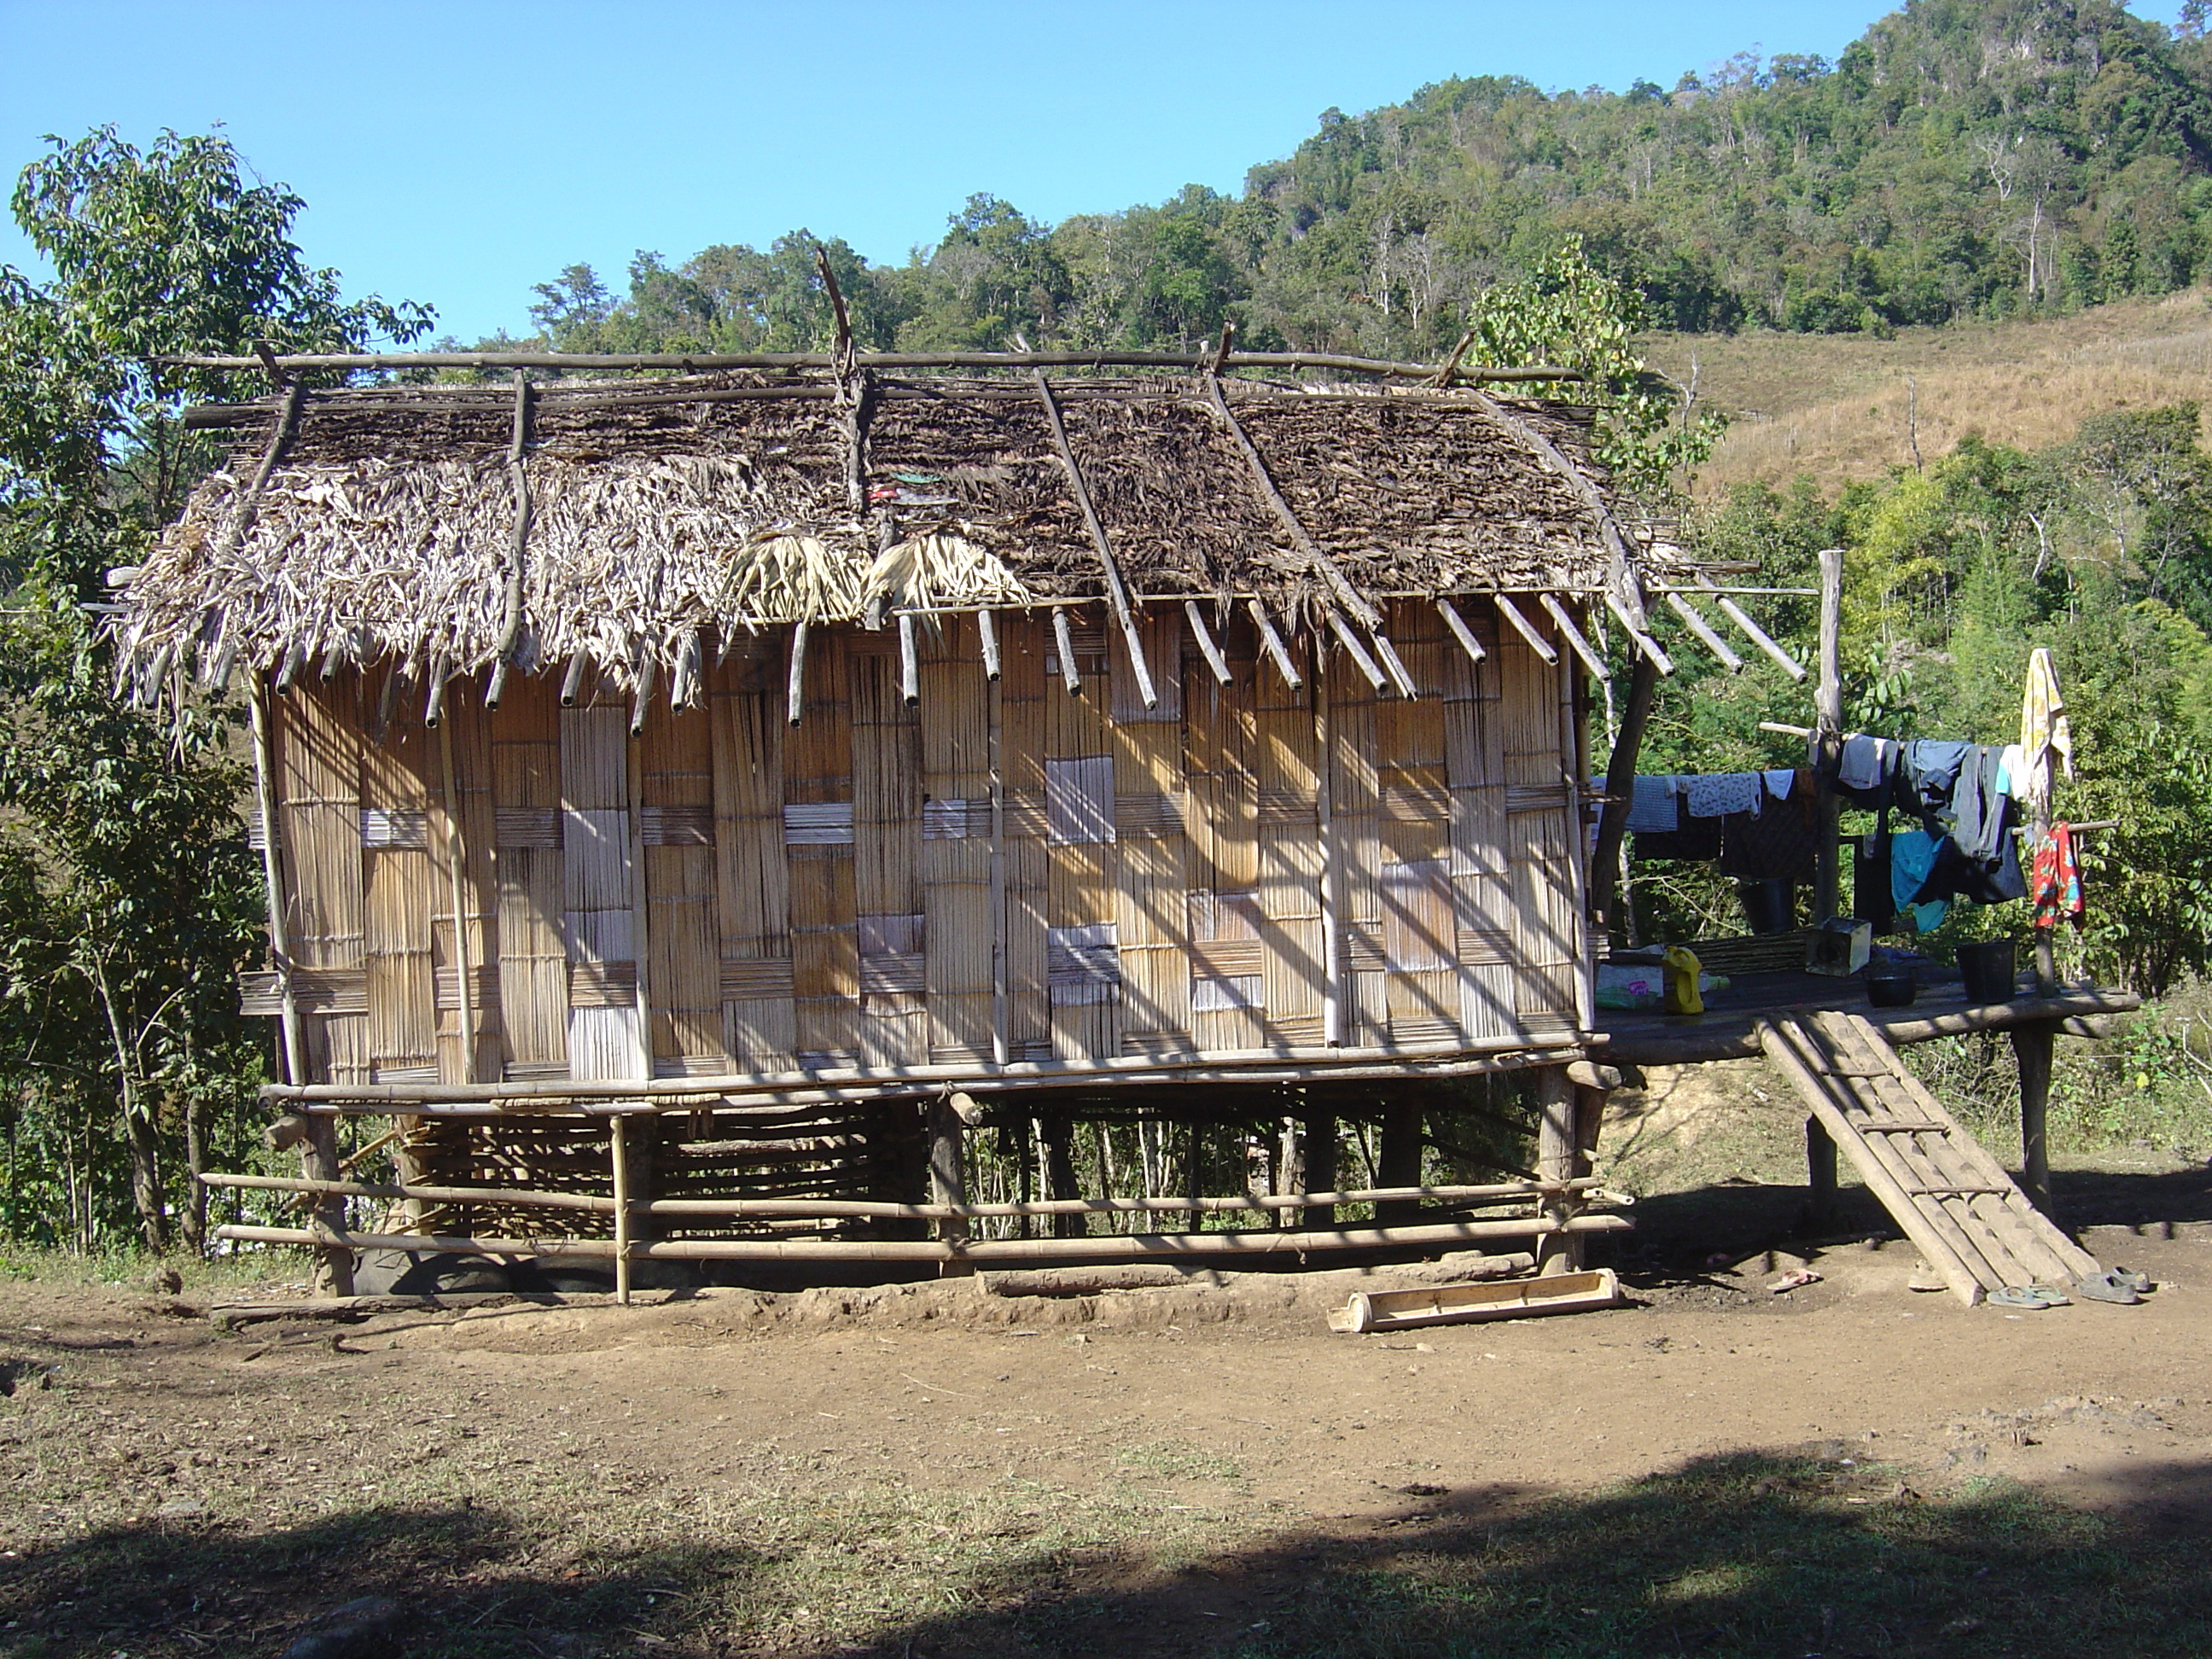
[0,1,2192,343]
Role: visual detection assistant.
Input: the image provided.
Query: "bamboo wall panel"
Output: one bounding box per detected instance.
[711,645,795,1067]
[641,695,722,1071]
[360,668,439,1084]
[273,680,368,1083]
[261,602,1596,1105]
[787,629,859,1068]
[489,673,570,1078]
[561,696,645,1080]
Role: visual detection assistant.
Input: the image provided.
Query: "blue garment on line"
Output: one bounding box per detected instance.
[1889,829,1950,932]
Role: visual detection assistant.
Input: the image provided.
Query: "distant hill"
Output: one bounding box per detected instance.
[516,0,2212,364]
[1647,287,2212,491]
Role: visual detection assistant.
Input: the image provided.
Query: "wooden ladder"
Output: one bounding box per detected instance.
[1756,1009,2101,1307]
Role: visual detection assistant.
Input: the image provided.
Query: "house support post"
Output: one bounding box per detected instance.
[1804,1115,1839,1233]
[2011,1019,2055,1216]
[1534,1066,1581,1276]
[1042,1113,1082,1238]
[1376,1101,1423,1225]
[1302,1110,1338,1229]
[610,1115,633,1306]
[928,1095,975,1277]
[300,1115,354,1297]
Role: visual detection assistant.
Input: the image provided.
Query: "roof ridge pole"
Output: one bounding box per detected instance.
[1200,370,1385,632]
[486,371,534,710]
[1032,370,1157,710]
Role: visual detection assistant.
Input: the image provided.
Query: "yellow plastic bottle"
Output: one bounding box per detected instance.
[1662,945,1704,1016]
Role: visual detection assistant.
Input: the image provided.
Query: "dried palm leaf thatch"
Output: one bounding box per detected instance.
[720,533,870,626]
[857,533,1036,614]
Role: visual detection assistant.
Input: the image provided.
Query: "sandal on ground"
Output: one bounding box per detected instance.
[2071,1270,2143,1306]
[2109,1266,2152,1293]
[1988,1285,2058,1309]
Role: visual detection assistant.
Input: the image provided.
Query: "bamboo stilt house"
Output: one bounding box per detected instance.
[121,347,1725,1286]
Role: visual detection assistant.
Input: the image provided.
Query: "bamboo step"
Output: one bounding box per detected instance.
[1756,1009,2101,1309]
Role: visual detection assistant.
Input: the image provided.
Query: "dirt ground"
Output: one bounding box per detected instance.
[3,1156,2209,1657]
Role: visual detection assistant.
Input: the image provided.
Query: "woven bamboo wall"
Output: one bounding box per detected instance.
[250,597,1592,1086]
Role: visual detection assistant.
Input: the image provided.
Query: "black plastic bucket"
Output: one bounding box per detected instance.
[1736,877,1795,936]
[1957,939,2018,1004]
[1866,967,1916,1008]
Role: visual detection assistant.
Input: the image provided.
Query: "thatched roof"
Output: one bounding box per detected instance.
[120,366,1697,690]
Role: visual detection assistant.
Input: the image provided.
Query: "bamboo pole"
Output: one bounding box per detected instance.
[610,1115,633,1305]
[1538,593,1608,681]
[785,620,808,726]
[1184,601,1233,684]
[1324,608,1390,693]
[987,664,1009,1066]
[1368,626,1421,699]
[437,714,478,1081]
[1699,574,1807,680]
[1436,598,1487,666]
[1314,632,1342,1047]
[214,1213,1633,1265]
[559,651,589,707]
[1202,371,1384,629]
[165,346,1583,381]
[1813,548,1844,920]
[200,1173,618,1212]
[1662,591,1743,673]
[1603,591,1674,675]
[1051,607,1083,695]
[896,610,921,706]
[260,1031,1589,1107]
[247,684,305,1089]
[1249,598,1304,690]
[637,1179,1610,1221]
[1033,370,1155,710]
[976,608,1001,679]
[1493,596,1558,666]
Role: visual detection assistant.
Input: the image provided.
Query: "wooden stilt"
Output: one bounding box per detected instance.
[1534,1066,1580,1275]
[927,1095,975,1277]
[1804,1115,1839,1231]
[302,1115,355,1296]
[1376,1101,1423,1225]
[1042,1113,1082,1237]
[2011,1020,2054,1215]
[610,1115,633,1306]
[1303,1111,1338,1229]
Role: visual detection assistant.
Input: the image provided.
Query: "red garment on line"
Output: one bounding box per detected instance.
[2030,822,2084,932]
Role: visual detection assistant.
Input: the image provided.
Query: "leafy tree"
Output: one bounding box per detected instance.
[0,127,428,1253]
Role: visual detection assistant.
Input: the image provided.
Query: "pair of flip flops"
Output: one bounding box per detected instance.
[1988,1284,2070,1310]
[2073,1267,2151,1305]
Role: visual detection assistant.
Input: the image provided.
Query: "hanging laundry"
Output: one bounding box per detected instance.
[1835,734,1898,809]
[1948,746,2011,863]
[1720,789,1820,881]
[1889,829,1950,933]
[1996,742,2024,800]
[1763,767,1796,801]
[1685,771,1763,818]
[1633,793,1722,861]
[1626,774,1680,835]
[1901,740,1971,818]
[2031,822,2086,931]
[2019,648,2075,815]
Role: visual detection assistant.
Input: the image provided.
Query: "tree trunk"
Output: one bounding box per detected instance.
[123,1107,166,1255]
[180,1092,208,1257]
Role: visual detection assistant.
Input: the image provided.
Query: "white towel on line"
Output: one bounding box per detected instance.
[1685,771,1763,818]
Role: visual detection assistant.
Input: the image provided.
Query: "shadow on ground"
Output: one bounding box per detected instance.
[3,1447,2207,1658]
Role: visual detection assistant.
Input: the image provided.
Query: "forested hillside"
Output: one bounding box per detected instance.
[509,0,2212,361]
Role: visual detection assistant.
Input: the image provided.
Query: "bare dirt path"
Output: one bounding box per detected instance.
[1,1210,2207,1656]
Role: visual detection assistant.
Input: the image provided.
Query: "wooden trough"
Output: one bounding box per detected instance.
[1327,1267,1621,1333]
